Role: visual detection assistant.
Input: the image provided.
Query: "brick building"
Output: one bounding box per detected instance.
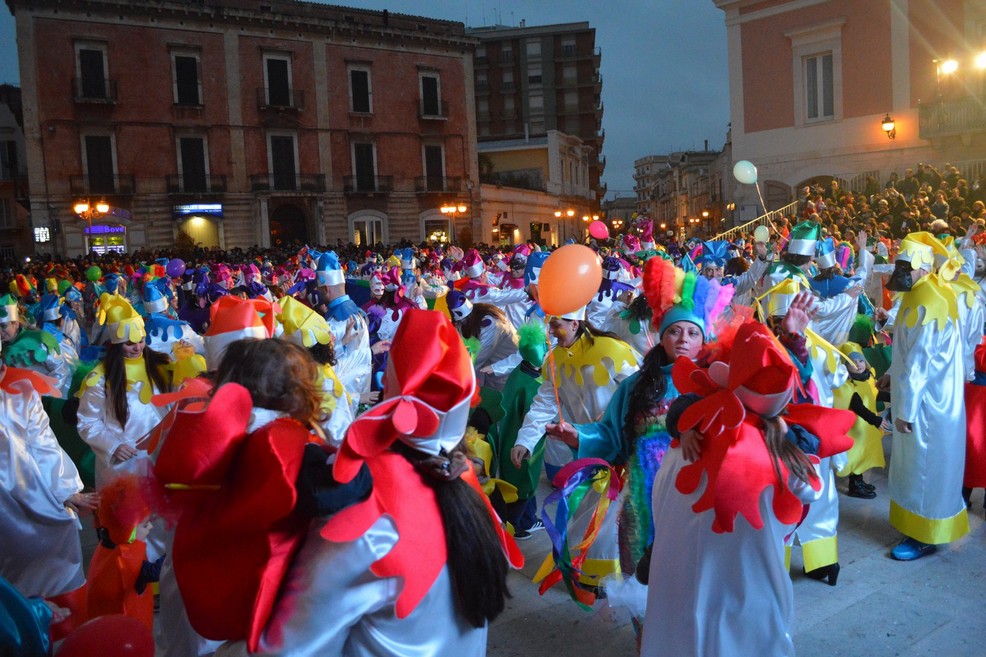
[0,84,31,262]
[6,0,480,256]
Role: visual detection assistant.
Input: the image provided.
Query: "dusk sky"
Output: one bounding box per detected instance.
[0,1,730,200]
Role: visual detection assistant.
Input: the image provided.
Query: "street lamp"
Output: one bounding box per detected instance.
[439,202,468,243]
[74,198,110,219]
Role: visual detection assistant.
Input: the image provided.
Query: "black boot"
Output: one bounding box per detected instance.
[848,474,876,499]
[804,562,840,586]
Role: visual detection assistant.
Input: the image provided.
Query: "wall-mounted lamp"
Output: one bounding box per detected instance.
[881,114,896,140]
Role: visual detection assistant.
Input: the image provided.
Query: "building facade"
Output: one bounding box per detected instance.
[467,21,606,204]
[479,129,595,245]
[633,148,726,237]
[715,0,986,216]
[7,0,480,256]
[0,84,31,262]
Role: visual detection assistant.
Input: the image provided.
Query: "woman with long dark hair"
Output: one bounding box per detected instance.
[216,310,521,656]
[78,293,171,485]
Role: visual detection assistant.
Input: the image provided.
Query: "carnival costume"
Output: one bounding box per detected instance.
[640,322,854,657]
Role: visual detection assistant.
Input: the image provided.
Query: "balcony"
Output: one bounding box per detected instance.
[481,169,545,192]
[501,81,516,92]
[72,78,118,104]
[415,176,466,193]
[475,55,489,66]
[249,174,325,193]
[418,100,449,120]
[256,87,305,111]
[499,52,515,65]
[919,97,986,140]
[166,174,228,195]
[70,174,135,196]
[343,175,394,193]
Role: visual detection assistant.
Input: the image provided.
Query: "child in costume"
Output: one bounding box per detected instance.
[86,474,158,631]
[640,321,854,657]
[486,321,548,539]
[833,342,888,498]
[446,289,521,392]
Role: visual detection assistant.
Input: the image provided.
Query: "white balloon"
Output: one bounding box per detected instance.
[754,225,770,243]
[733,160,758,185]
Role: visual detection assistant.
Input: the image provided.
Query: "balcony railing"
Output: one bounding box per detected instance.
[249,174,325,192]
[919,97,986,139]
[418,100,449,120]
[480,169,545,192]
[166,174,227,195]
[72,78,118,103]
[414,176,466,193]
[256,87,305,110]
[343,175,394,193]
[69,174,135,196]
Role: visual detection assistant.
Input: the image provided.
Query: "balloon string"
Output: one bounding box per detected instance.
[754,181,782,236]
[544,314,565,426]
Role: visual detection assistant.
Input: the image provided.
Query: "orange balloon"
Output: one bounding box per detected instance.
[537,245,602,316]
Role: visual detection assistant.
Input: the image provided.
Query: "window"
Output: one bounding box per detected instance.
[0,199,12,228]
[561,37,576,57]
[0,141,16,180]
[526,38,541,57]
[419,72,442,116]
[563,64,577,83]
[564,90,578,111]
[349,65,372,113]
[172,51,201,106]
[75,42,109,99]
[785,18,844,126]
[500,46,513,63]
[423,144,444,191]
[530,120,545,135]
[502,96,515,117]
[530,92,544,111]
[264,53,292,107]
[177,136,208,192]
[82,135,116,194]
[805,53,834,121]
[528,64,542,85]
[0,245,14,259]
[476,46,486,60]
[268,133,298,191]
[477,98,490,118]
[502,69,514,89]
[476,71,488,90]
[352,142,376,191]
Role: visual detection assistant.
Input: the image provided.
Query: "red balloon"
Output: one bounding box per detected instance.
[588,220,609,240]
[56,615,154,657]
[537,245,602,316]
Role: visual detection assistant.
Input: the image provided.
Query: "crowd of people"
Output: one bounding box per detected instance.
[1,160,985,656]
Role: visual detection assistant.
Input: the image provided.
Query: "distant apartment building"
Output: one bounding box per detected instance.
[6,0,480,256]
[0,84,30,261]
[633,148,726,236]
[714,0,986,217]
[467,21,606,204]
[479,130,595,246]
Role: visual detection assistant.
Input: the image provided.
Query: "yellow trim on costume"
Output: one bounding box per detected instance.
[784,544,792,572]
[801,535,838,572]
[464,427,518,502]
[951,273,979,310]
[316,363,347,416]
[76,359,163,404]
[545,335,638,388]
[898,273,958,331]
[805,328,854,374]
[889,500,970,545]
[532,554,620,586]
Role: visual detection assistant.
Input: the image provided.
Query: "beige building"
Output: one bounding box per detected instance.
[479,130,595,245]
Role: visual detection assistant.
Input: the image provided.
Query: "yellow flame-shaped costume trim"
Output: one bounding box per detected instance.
[898,272,958,331]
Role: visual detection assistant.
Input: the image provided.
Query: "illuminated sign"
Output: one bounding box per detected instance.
[173,203,223,217]
[34,226,51,243]
[85,224,126,235]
